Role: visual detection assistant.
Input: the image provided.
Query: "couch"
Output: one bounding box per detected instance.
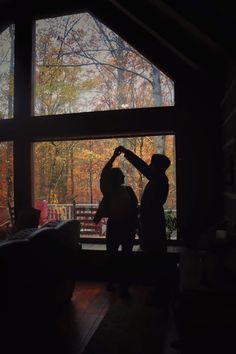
[0,220,81,314]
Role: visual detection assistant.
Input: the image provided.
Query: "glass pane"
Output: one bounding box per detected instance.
[0,25,14,119]
[0,142,14,207]
[34,13,174,116]
[33,135,176,239]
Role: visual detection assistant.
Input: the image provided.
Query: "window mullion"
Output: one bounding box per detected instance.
[14,19,33,120]
[13,20,34,214]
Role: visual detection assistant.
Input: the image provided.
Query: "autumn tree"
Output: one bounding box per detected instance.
[33,13,176,212]
[35,13,174,115]
[0,26,14,206]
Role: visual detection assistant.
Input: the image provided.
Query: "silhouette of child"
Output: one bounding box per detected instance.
[94,148,138,297]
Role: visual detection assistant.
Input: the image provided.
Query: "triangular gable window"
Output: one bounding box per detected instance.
[34,12,174,116]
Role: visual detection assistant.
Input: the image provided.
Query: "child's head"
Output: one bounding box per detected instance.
[110,167,124,188]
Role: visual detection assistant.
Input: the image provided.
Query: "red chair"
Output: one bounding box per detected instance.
[35,200,49,225]
[48,208,59,222]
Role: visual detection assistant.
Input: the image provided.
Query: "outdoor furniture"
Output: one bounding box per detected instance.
[72,202,102,236]
[0,206,11,232]
[35,199,49,225]
[35,200,59,226]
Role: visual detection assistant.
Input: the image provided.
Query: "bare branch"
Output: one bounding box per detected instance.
[38,62,152,84]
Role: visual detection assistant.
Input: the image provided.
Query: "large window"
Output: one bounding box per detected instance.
[34,13,174,116]
[0,142,14,207]
[0,25,14,119]
[33,135,176,239]
[0,13,178,243]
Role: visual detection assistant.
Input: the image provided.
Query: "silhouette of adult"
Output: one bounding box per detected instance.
[94,148,138,297]
[117,146,171,254]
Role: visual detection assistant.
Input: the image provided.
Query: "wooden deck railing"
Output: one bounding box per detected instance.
[72,202,103,236]
[47,203,105,237]
[47,203,177,239]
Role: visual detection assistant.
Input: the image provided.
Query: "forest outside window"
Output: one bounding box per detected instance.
[33,13,174,116]
[0,141,14,208]
[33,135,177,240]
[0,25,14,119]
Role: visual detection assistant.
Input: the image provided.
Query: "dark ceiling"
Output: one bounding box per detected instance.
[0,0,235,84]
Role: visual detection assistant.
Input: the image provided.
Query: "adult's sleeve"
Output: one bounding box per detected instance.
[124,149,151,180]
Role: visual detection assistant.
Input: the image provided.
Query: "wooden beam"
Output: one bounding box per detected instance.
[23,107,177,141]
[13,19,34,212]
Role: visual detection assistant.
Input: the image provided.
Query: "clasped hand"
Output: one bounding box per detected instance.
[113,145,126,157]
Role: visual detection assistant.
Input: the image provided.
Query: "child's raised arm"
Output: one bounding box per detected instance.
[100,148,121,195]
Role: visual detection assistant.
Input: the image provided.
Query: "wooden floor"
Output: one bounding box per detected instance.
[2,281,178,354]
[71,282,112,353]
[82,244,142,251]
[82,243,184,253]
[73,281,178,354]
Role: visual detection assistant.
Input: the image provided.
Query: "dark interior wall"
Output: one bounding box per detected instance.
[221,64,236,233]
[176,80,222,244]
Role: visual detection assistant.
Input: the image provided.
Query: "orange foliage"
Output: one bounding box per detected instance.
[34,136,176,210]
[0,142,13,207]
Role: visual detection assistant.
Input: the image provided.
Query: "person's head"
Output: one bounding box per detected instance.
[150,154,171,172]
[110,167,124,188]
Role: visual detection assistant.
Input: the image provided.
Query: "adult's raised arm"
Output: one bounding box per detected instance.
[118,146,151,180]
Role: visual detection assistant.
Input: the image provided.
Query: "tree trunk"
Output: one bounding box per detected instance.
[152,66,166,155]
[116,36,126,109]
[152,65,162,106]
[39,145,46,199]
[70,147,74,198]
[155,136,166,154]
[89,141,93,204]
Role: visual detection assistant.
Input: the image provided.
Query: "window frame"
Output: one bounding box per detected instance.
[32,133,177,243]
[0,16,180,243]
